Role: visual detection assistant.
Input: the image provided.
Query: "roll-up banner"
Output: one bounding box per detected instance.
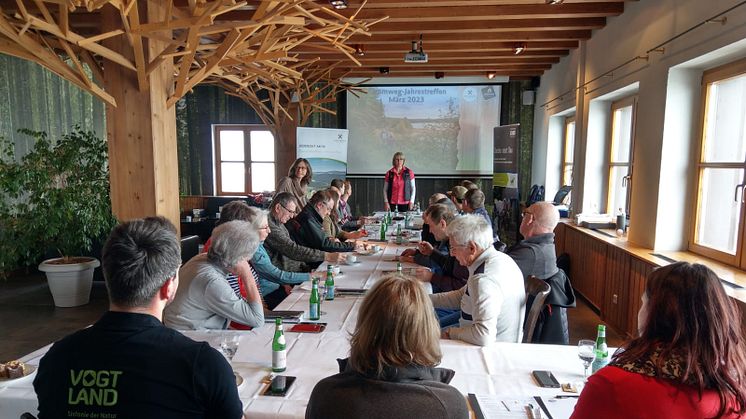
[493,124,520,244]
[296,127,349,191]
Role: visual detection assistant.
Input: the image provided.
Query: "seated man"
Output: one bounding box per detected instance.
[264,192,328,272]
[414,204,469,294]
[508,201,575,344]
[34,217,243,418]
[508,201,560,279]
[462,188,500,244]
[164,220,264,330]
[431,215,526,345]
[447,185,467,214]
[288,189,357,253]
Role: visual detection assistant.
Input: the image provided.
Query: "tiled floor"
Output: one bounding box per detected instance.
[1,272,625,362]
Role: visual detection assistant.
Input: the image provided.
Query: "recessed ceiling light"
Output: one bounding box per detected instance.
[546,0,564,4]
[487,72,496,79]
[329,0,348,9]
[514,44,526,55]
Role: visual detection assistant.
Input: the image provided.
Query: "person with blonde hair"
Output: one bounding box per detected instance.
[276,158,313,208]
[383,151,416,212]
[571,262,746,418]
[306,274,468,419]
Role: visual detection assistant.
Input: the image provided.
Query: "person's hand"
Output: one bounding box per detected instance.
[415,268,433,282]
[349,230,366,239]
[282,284,293,295]
[384,202,390,211]
[441,329,451,339]
[399,255,415,264]
[325,252,341,263]
[401,248,417,257]
[408,202,414,210]
[353,240,366,250]
[417,241,434,256]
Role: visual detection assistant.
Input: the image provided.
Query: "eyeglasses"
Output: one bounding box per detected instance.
[259,225,270,231]
[279,203,296,214]
[522,210,534,218]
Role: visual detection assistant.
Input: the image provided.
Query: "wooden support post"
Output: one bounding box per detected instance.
[276,102,299,181]
[102,1,180,230]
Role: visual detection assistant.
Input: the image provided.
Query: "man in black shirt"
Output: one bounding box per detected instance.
[34,217,244,419]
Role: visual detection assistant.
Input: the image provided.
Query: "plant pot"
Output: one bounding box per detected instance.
[38,257,100,307]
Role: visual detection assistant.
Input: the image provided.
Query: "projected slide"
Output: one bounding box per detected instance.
[347,85,501,175]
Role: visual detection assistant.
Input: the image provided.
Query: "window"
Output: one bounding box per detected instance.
[562,116,575,187]
[606,96,637,216]
[691,59,746,268]
[213,125,276,195]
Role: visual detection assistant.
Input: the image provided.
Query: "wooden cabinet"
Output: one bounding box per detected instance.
[562,227,607,310]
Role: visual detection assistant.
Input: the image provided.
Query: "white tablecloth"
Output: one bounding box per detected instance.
[0,240,584,419]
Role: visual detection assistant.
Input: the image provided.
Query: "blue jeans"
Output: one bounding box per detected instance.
[435,308,461,328]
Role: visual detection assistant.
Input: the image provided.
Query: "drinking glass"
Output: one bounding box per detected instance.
[577,339,596,380]
[220,335,240,362]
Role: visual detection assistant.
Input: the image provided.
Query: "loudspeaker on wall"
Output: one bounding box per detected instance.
[522,90,535,106]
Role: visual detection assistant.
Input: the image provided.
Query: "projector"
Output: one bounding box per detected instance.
[404,51,428,63]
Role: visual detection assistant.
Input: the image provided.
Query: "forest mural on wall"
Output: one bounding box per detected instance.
[0,55,105,158]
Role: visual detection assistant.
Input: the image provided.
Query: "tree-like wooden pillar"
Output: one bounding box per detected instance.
[102,2,180,229]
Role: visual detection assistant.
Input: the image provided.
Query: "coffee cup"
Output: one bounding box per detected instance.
[371,245,381,253]
[346,255,358,264]
[332,265,341,276]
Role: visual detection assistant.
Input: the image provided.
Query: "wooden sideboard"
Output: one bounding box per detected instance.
[555,222,746,338]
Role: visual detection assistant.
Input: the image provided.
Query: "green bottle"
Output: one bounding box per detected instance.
[591,324,609,373]
[309,278,320,320]
[396,223,403,244]
[396,261,402,273]
[272,318,286,372]
[325,264,335,300]
[380,220,386,241]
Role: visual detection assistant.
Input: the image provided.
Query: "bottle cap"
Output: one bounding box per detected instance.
[275,318,282,325]
[597,324,606,331]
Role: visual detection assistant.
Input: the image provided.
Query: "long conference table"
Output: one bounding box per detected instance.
[0,225,587,419]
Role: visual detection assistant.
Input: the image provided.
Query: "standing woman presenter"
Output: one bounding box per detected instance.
[276,158,312,209]
[383,152,416,212]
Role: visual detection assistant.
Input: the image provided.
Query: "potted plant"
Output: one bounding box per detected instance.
[0,126,117,307]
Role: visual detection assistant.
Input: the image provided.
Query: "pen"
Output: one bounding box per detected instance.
[554,395,580,398]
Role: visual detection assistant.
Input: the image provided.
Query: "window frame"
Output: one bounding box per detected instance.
[605,95,637,216]
[689,58,746,268]
[561,115,576,187]
[213,124,276,196]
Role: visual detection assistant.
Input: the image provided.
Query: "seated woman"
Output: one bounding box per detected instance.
[164,220,264,330]
[207,200,312,310]
[306,274,468,419]
[322,189,365,242]
[571,262,746,418]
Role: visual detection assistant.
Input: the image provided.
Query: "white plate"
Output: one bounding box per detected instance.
[0,364,37,386]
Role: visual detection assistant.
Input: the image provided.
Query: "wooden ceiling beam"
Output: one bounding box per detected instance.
[336,70,545,77]
[343,30,593,43]
[218,3,623,21]
[343,64,552,71]
[354,17,606,34]
[295,50,568,59]
[295,40,579,52]
[317,57,560,66]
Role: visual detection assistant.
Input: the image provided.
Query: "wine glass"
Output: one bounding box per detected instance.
[578,339,596,380]
[220,335,240,362]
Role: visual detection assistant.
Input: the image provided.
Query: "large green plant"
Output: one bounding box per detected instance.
[0,126,117,275]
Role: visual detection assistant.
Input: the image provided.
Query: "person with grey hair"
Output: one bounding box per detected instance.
[244,206,313,309]
[430,214,526,345]
[508,201,561,280]
[35,217,243,418]
[164,220,264,330]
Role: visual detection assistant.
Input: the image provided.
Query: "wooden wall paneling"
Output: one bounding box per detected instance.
[564,227,586,302]
[604,246,630,334]
[346,177,495,217]
[626,257,654,337]
[585,236,607,309]
[554,222,566,257]
[179,196,208,214]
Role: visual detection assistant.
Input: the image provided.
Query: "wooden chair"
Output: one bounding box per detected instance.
[523,276,551,343]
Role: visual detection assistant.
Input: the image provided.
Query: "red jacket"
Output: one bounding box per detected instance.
[571,366,743,419]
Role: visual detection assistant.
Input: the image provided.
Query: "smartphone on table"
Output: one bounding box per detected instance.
[532,370,560,388]
[262,375,296,397]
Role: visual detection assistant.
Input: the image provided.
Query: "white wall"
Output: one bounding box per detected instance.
[533,0,746,250]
